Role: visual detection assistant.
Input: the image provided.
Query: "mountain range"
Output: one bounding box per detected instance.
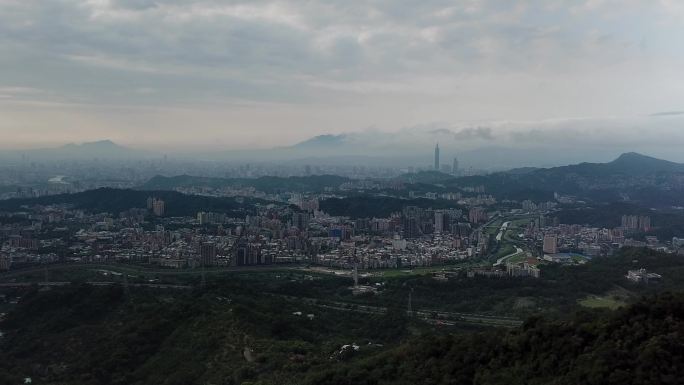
[448,152,684,206]
[139,174,350,194]
[222,133,628,169]
[0,135,625,169]
[0,140,154,160]
[2,135,684,173]
[132,152,684,208]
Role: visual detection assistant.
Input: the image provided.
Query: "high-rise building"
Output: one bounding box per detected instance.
[621,215,651,232]
[153,199,165,217]
[198,211,226,225]
[621,215,636,229]
[292,212,310,230]
[403,216,420,239]
[640,216,651,232]
[402,206,423,238]
[200,242,217,266]
[148,197,165,217]
[299,198,319,212]
[434,211,445,233]
[434,143,440,170]
[0,255,11,271]
[452,157,459,174]
[468,207,487,224]
[543,234,558,254]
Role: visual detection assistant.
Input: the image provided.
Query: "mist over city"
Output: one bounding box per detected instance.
[1,2,683,385]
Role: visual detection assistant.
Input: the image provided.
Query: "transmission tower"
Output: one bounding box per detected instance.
[122,272,131,297]
[407,287,414,317]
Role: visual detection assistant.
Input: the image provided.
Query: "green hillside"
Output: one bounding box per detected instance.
[0,188,266,217]
[139,174,350,193]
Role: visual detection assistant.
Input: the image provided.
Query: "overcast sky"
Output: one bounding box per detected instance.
[0,0,683,152]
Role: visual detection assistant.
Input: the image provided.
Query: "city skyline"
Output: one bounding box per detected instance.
[2,2,684,384]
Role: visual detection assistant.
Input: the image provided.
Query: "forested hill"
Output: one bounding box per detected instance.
[0,188,267,217]
[319,195,466,218]
[139,174,350,193]
[1,282,682,384]
[305,292,684,385]
[450,153,684,206]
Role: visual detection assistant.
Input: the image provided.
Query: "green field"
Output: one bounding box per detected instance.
[579,295,626,310]
[495,244,516,259]
[377,266,458,278]
[503,229,524,242]
[484,219,503,236]
[0,263,303,286]
[506,252,528,264]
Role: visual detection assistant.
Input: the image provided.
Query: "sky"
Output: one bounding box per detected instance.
[1,0,683,154]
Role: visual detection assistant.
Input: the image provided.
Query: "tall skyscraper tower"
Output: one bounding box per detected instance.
[452,157,459,175]
[434,143,440,170]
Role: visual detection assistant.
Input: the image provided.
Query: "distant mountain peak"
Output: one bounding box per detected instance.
[610,152,676,166]
[292,134,348,149]
[587,152,684,174]
[613,152,650,162]
[88,139,117,146]
[17,139,156,159]
[59,139,121,149]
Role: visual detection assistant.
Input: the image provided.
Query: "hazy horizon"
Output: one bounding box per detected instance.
[1,1,684,157]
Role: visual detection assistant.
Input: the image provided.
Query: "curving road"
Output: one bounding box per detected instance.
[494,247,523,266]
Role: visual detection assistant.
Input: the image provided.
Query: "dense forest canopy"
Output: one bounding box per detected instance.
[0,188,267,217]
[1,284,683,384]
[2,249,684,385]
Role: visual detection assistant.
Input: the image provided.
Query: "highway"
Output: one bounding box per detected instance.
[277,295,523,328]
[495,221,510,242]
[494,247,524,266]
[0,281,192,290]
[0,262,304,280]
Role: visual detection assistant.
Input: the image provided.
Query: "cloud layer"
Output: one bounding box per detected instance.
[0,0,683,151]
